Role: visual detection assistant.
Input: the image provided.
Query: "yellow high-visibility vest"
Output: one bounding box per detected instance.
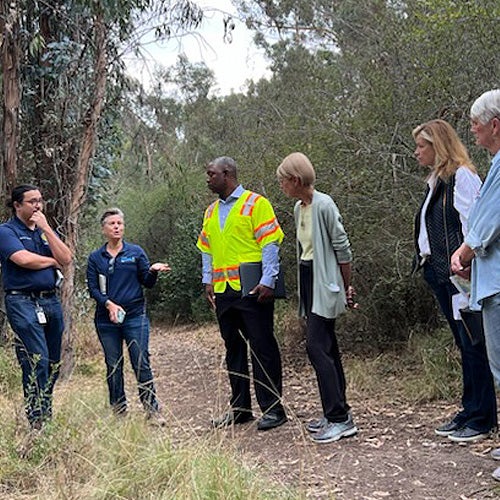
[197,190,284,293]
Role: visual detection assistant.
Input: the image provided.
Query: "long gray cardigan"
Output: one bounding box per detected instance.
[294,190,353,319]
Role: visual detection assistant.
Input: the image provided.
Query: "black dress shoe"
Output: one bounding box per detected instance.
[211,411,255,428]
[257,411,288,431]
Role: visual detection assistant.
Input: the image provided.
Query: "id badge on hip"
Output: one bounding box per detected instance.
[35,304,47,325]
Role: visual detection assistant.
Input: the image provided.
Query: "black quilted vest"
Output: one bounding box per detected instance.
[414,175,463,284]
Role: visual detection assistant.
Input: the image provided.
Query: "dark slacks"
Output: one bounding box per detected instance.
[300,261,350,423]
[215,288,284,414]
[424,263,497,432]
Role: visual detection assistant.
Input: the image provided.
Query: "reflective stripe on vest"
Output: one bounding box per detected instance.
[206,201,217,220]
[240,192,261,216]
[213,266,240,283]
[254,217,281,243]
[198,230,210,250]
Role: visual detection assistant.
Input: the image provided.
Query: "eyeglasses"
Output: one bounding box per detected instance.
[23,198,44,206]
[108,257,116,274]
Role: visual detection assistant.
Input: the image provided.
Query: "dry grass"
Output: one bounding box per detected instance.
[0,317,462,500]
[0,325,297,500]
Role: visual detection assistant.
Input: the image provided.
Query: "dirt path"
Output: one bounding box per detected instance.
[149,324,500,499]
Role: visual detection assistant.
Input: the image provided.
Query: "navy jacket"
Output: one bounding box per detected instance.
[0,216,57,292]
[87,241,158,321]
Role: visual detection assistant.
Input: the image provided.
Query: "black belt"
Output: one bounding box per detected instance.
[5,290,56,298]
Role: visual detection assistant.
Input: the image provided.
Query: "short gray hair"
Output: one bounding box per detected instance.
[100,207,124,226]
[470,89,500,124]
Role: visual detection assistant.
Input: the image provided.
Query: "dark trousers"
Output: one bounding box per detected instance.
[215,288,284,415]
[424,264,497,432]
[300,261,350,423]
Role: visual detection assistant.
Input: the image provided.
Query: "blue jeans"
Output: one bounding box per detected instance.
[5,294,63,425]
[95,313,159,413]
[482,291,500,387]
[424,264,497,432]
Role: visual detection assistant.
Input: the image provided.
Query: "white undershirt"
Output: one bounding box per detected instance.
[418,167,481,257]
[417,166,482,319]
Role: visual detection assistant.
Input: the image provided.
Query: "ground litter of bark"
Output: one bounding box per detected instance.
[149,324,500,500]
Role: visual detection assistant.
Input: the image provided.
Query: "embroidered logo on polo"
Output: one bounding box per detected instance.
[120,256,136,263]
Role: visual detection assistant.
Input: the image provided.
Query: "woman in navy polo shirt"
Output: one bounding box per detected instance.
[87,208,170,424]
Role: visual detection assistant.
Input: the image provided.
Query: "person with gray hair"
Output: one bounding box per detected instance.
[87,208,170,425]
[277,152,358,444]
[412,120,496,443]
[451,89,500,480]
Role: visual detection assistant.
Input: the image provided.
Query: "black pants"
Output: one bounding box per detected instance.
[300,261,350,423]
[215,288,284,415]
[423,263,497,432]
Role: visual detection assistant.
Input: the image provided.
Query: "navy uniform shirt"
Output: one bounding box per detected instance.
[0,216,57,292]
[87,241,158,320]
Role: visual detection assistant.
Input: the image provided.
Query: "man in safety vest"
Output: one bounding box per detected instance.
[197,156,287,431]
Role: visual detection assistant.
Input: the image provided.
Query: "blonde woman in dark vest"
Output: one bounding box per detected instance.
[413,119,496,442]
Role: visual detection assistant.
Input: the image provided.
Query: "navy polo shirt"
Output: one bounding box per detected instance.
[0,216,57,292]
[87,241,158,320]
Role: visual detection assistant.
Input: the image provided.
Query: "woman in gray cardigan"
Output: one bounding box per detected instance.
[277,152,357,444]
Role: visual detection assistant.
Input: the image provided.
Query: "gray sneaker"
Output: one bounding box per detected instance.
[434,419,461,436]
[492,466,500,481]
[491,448,500,461]
[306,417,328,433]
[311,414,358,444]
[447,426,490,443]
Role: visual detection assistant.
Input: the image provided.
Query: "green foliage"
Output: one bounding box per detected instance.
[71,0,500,350]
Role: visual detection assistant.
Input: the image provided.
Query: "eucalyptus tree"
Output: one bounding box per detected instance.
[228,0,500,343]
[0,0,204,371]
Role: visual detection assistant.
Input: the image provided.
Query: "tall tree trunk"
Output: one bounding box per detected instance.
[59,11,108,379]
[1,0,21,343]
[1,0,20,197]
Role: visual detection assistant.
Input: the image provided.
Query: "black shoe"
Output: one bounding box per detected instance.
[434,419,461,436]
[257,411,287,431]
[212,411,255,428]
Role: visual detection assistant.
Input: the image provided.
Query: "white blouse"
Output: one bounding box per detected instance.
[417,166,482,319]
[418,167,481,257]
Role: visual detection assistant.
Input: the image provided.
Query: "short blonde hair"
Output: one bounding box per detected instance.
[276,152,316,186]
[412,119,476,180]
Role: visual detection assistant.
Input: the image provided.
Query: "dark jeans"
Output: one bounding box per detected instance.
[5,294,63,425]
[424,264,497,432]
[215,288,284,415]
[300,261,350,423]
[96,313,159,413]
